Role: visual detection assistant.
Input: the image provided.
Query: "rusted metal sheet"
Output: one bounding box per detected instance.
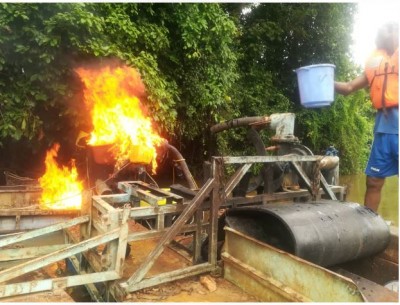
[0,186,41,209]
[336,269,398,302]
[222,227,365,302]
[0,215,89,248]
[0,215,77,233]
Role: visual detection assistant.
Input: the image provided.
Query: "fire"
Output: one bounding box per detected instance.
[76,65,163,172]
[39,144,83,210]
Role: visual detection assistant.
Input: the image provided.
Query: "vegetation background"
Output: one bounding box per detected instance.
[0,3,373,183]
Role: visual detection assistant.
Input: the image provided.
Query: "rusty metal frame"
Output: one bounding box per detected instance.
[0,208,130,299]
[0,154,346,301]
[222,226,365,302]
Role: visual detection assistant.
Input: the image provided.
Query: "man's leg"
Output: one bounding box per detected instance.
[364,176,385,212]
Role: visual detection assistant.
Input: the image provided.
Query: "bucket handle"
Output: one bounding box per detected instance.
[294,67,310,73]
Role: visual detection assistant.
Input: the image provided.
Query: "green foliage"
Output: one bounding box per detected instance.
[0,2,376,176]
[0,3,237,173]
[296,90,374,174]
[220,3,373,174]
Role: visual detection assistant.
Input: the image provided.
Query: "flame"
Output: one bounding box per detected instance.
[39,143,83,210]
[76,65,163,172]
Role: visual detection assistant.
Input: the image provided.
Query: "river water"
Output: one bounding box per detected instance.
[340,174,399,226]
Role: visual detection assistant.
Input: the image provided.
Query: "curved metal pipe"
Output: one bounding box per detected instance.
[210,116,270,134]
[166,143,198,190]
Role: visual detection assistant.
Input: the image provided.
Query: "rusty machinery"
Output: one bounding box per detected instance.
[0,113,395,302]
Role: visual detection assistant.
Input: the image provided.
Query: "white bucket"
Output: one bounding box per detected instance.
[295,64,335,108]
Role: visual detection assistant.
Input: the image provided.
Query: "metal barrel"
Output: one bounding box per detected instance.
[225,200,390,267]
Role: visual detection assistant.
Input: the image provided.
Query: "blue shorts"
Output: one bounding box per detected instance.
[365,133,399,178]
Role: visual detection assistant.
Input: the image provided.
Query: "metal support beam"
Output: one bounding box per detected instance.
[223,163,252,197]
[0,244,70,262]
[124,178,215,287]
[221,155,322,164]
[0,228,120,283]
[0,271,119,299]
[0,215,89,248]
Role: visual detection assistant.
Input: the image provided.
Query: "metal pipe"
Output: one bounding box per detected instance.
[320,156,339,170]
[95,179,112,195]
[165,143,198,190]
[210,116,270,134]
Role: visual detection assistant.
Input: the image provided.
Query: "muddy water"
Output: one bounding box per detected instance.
[340,174,398,226]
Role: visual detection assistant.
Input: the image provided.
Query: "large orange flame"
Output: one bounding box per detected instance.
[39,143,83,210]
[76,65,163,172]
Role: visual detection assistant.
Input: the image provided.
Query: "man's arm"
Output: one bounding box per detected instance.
[334,73,369,96]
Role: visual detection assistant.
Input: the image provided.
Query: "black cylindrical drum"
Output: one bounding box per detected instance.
[225,200,390,267]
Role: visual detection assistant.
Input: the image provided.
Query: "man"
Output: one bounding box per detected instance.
[334,22,398,212]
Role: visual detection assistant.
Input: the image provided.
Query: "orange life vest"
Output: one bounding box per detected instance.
[364,48,398,109]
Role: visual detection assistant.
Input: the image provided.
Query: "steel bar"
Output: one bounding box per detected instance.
[0,271,119,299]
[0,215,89,248]
[125,178,215,287]
[0,215,77,233]
[223,163,252,197]
[0,209,78,216]
[319,173,337,200]
[120,263,214,294]
[290,161,314,198]
[64,229,105,273]
[210,116,270,134]
[135,189,163,206]
[0,228,120,283]
[127,222,209,242]
[128,203,187,218]
[193,209,204,264]
[126,181,184,203]
[92,196,117,214]
[208,158,222,267]
[67,255,105,302]
[114,207,130,276]
[221,155,323,164]
[0,244,71,262]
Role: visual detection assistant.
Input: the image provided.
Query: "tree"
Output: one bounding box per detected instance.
[223,3,373,174]
[0,3,237,176]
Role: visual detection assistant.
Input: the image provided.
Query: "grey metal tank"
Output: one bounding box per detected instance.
[225,200,390,267]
